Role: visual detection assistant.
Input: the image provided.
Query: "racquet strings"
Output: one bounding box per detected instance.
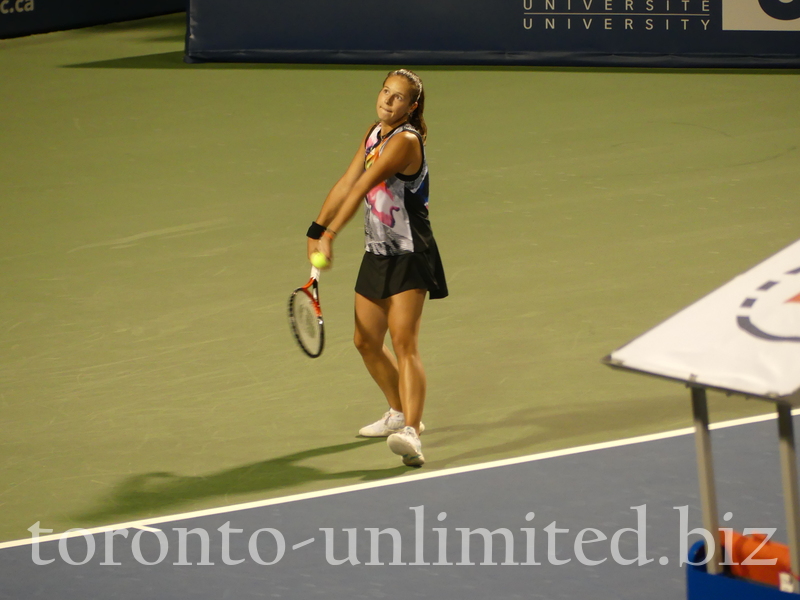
[291,290,322,356]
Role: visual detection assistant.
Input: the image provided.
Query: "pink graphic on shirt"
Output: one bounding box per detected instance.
[366,182,400,228]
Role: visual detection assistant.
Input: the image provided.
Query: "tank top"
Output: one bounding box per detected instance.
[363,123,433,257]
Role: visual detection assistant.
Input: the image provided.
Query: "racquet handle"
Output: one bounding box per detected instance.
[310,266,321,280]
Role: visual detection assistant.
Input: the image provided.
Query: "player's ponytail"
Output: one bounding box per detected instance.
[387,69,427,143]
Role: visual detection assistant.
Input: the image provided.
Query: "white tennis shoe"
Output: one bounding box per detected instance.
[387,426,425,467]
[358,408,425,437]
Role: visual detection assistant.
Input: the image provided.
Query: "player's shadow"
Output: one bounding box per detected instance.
[421,395,711,470]
[76,439,404,524]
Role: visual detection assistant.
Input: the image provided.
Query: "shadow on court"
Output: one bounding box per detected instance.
[75,439,403,524]
[70,396,692,526]
[72,11,186,38]
[62,50,800,75]
[422,395,692,469]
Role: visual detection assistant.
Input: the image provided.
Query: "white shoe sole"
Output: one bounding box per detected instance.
[387,434,425,467]
[359,422,425,438]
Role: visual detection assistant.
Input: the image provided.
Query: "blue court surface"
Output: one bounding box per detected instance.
[1,411,796,600]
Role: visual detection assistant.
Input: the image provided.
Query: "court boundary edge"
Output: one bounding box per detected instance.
[1,409,793,550]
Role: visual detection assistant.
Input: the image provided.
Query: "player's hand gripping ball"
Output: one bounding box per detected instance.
[310,252,330,269]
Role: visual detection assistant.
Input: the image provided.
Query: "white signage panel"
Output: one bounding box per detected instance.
[609,239,800,399]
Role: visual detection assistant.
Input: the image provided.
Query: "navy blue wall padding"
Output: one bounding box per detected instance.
[184,0,800,67]
[0,0,185,39]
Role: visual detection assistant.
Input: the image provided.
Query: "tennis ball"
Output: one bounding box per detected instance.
[310,252,330,269]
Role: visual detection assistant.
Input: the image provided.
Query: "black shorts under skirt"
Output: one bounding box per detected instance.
[355,241,448,301]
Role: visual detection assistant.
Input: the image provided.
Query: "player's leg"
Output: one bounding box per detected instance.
[386,288,427,433]
[354,293,402,413]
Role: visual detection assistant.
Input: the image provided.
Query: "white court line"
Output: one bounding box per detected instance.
[1,409,795,551]
[132,525,162,533]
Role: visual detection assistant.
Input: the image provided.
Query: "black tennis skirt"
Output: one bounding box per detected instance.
[355,241,448,301]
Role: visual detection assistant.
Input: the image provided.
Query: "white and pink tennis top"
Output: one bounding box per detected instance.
[362,123,433,257]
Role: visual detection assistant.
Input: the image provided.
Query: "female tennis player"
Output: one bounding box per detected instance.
[306,69,447,467]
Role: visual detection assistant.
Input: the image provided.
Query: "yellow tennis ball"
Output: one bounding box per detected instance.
[310,252,330,269]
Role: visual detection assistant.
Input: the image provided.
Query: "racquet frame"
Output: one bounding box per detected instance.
[288,266,324,358]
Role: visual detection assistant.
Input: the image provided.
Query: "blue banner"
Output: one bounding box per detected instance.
[185,0,800,67]
[1,0,184,39]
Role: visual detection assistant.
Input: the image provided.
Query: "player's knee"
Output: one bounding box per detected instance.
[390,333,418,358]
[353,331,381,356]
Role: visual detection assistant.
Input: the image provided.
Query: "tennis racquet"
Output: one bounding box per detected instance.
[288,266,324,358]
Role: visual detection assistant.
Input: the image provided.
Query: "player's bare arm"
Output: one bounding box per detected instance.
[323,131,420,240]
[307,125,376,259]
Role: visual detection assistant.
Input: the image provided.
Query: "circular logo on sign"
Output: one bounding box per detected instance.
[758,0,800,21]
[737,267,800,343]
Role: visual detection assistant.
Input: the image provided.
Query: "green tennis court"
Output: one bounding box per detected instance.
[1,13,798,544]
